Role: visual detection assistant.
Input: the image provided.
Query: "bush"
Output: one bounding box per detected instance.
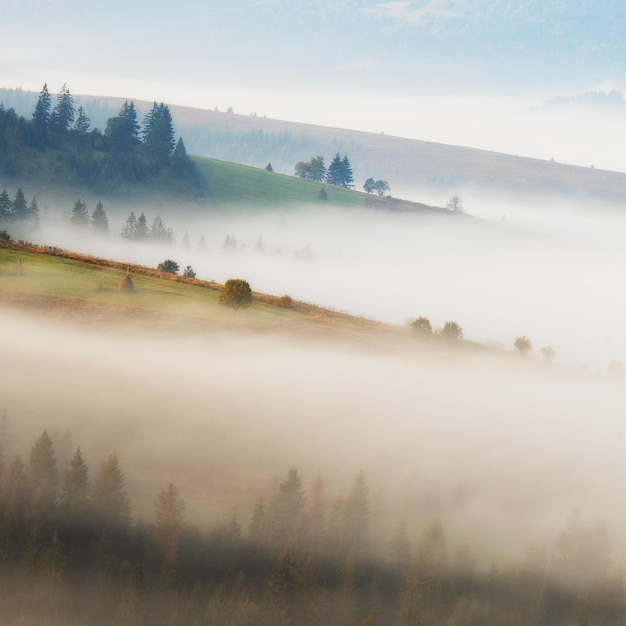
[0,230,12,242]
[219,278,253,310]
[438,321,463,341]
[157,259,179,274]
[277,295,293,309]
[411,316,432,335]
[183,265,196,278]
[514,335,532,354]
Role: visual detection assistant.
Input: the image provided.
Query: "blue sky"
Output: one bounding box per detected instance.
[3,0,626,169]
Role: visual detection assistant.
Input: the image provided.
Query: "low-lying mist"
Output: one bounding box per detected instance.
[26,193,626,370]
[1,309,625,567]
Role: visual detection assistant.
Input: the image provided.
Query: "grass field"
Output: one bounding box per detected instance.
[0,244,308,330]
[193,156,443,213]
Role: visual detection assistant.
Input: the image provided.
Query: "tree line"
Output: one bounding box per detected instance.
[0,83,198,189]
[295,153,354,188]
[0,419,623,625]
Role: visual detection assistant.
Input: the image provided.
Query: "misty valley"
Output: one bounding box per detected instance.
[3,84,626,625]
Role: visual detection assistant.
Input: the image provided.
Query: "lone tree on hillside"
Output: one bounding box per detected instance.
[541,345,555,361]
[411,316,433,335]
[220,278,252,310]
[438,321,463,341]
[514,335,532,354]
[446,194,464,212]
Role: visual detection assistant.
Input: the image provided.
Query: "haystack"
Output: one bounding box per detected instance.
[118,274,134,292]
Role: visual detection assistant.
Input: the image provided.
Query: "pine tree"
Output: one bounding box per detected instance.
[28,429,59,511]
[27,195,39,222]
[341,155,354,188]
[32,83,51,147]
[12,188,28,220]
[143,102,175,167]
[70,198,89,226]
[0,188,12,219]
[135,212,149,240]
[171,137,194,176]
[121,211,138,239]
[58,447,90,526]
[92,453,131,533]
[91,201,109,234]
[49,83,75,142]
[326,153,343,186]
[154,482,185,583]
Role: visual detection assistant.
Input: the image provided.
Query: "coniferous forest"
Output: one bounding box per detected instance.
[0,420,624,626]
[0,83,200,192]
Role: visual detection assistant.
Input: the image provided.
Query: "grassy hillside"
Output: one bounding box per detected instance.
[192,156,444,213]
[0,242,403,343]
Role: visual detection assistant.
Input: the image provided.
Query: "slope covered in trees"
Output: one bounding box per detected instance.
[0,83,200,194]
[0,424,623,625]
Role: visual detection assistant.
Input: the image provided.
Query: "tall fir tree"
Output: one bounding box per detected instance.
[70,198,89,226]
[91,201,109,234]
[31,83,51,147]
[143,102,175,167]
[49,83,75,142]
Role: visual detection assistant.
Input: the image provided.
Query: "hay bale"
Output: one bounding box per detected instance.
[118,275,134,292]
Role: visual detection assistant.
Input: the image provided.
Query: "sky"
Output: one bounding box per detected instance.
[3,0,626,170]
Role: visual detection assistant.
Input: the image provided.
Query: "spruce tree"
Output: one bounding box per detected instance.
[28,430,59,511]
[92,453,131,533]
[32,83,51,147]
[49,83,75,142]
[121,211,138,239]
[143,102,175,167]
[12,188,28,220]
[0,188,12,219]
[91,201,109,234]
[70,198,89,226]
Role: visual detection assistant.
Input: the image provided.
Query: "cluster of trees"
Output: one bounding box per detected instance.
[295,153,354,188]
[514,336,556,361]
[363,178,390,197]
[69,198,109,234]
[411,316,464,341]
[0,83,198,188]
[0,422,623,625]
[0,188,38,224]
[121,211,174,243]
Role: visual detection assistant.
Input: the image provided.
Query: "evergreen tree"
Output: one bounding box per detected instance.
[135,212,149,240]
[341,155,354,188]
[12,188,28,220]
[28,430,59,511]
[72,106,91,149]
[326,153,344,186]
[171,137,194,176]
[0,188,12,220]
[27,195,39,222]
[154,482,185,582]
[49,83,75,142]
[91,201,109,234]
[58,446,90,525]
[271,467,306,547]
[143,102,175,167]
[150,214,173,243]
[31,83,51,147]
[121,211,138,239]
[70,198,89,226]
[92,453,131,533]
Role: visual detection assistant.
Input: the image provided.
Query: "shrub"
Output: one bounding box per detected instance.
[219,278,252,310]
[157,259,179,274]
[183,265,196,278]
[514,335,532,354]
[411,316,433,335]
[438,321,463,341]
[277,295,293,309]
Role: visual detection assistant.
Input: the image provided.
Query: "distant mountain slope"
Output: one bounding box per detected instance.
[3,87,626,205]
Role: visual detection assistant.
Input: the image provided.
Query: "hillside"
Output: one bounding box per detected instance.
[3,87,626,207]
[0,241,416,347]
